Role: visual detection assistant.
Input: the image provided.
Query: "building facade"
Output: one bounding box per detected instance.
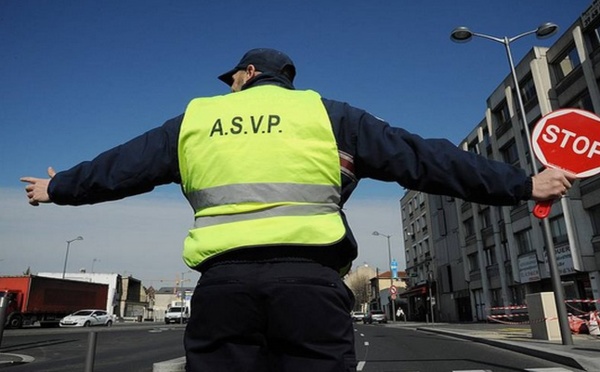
[402,0,600,322]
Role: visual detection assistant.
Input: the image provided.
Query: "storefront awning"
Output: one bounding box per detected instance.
[399,284,427,298]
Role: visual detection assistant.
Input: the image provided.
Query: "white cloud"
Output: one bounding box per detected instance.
[1,186,405,287]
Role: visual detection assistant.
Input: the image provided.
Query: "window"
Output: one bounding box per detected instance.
[490,289,501,307]
[586,22,600,52]
[423,239,430,254]
[467,139,479,154]
[520,74,538,108]
[494,101,511,126]
[550,215,568,244]
[567,90,594,112]
[521,130,532,168]
[418,192,425,205]
[437,209,447,237]
[502,242,510,261]
[480,208,491,229]
[555,45,581,81]
[485,245,497,266]
[589,205,600,235]
[501,140,519,166]
[468,253,479,271]
[464,217,475,237]
[482,127,492,155]
[515,229,533,255]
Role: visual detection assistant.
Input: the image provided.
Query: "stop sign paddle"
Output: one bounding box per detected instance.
[531,108,600,218]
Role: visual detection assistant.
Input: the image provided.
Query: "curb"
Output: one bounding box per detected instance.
[416,327,589,371]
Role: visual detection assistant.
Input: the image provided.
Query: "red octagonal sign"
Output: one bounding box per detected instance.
[532,108,600,178]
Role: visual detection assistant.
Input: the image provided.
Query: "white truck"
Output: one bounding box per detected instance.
[165,300,191,324]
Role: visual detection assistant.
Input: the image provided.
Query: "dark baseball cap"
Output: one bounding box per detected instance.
[218,48,296,86]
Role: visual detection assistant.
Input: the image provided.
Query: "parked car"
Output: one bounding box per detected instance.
[59,309,113,327]
[363,310,387,324]
[350,311,366,322]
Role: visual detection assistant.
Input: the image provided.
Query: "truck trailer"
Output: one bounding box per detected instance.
[0,275,109,328]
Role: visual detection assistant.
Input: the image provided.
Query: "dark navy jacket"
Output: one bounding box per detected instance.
[48,74,532,272]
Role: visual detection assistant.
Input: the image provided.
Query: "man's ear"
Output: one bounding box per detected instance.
[246,64,259,79]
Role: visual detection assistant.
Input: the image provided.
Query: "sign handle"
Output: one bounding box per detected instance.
[533,200,553,219]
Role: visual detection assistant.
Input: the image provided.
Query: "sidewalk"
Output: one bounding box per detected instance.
[387,321,600,371]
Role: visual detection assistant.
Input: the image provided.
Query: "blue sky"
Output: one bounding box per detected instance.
[0,0,591,285]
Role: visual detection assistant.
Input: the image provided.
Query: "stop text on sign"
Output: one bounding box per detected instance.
[541,124,600,159]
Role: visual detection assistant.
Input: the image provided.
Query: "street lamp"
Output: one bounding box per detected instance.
[450,23,573,345]
[62,236,83,279]
[179,270,193,322]
[372,231,396,322]
[92,258,100,273]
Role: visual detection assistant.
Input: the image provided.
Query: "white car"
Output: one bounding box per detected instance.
[60,309,113,327]
[351,311,366,322]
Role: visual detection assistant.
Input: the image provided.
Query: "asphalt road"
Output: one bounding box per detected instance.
[354,323,582,371]
[0,322,185,371]
[1,322,584,372]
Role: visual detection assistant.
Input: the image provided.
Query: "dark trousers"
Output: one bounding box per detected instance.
[184,260,357,372]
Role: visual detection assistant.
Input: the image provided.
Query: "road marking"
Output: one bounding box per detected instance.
[525,369,575,371]
[452,370,491,372]
[360,333,364,337]
[357,361,366,371]
[364,341,369,346]
[0,353,35,365]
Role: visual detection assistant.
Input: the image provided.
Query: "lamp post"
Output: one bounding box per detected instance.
[62,236,83,279]
[372,231,396,322]
[92,258,100,273]
[451,23,573,345]
[179,270,192,322]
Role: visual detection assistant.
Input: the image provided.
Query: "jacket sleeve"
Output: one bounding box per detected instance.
[48,115,183,205]
[323,98,532,206]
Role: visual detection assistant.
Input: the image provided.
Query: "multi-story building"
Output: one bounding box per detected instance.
[402,0,600,322]
[400,189,436,321]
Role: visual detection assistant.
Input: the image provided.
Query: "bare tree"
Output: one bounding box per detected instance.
[345,269,372,310]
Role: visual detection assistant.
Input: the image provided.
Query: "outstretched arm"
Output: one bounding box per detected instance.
[20,167,56,206]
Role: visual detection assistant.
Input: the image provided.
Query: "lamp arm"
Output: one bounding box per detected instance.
[470,32,505,44]
[508,29,538,43]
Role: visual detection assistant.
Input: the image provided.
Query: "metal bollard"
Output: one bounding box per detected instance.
[0,297,7,348]
[84,331,98,372]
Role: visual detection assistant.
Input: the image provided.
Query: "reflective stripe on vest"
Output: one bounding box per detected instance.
[178,86,346,268]
[186,183,341,210]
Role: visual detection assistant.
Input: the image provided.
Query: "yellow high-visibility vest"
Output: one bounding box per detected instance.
[178,85,346,268]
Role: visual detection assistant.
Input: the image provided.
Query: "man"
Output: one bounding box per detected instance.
[21,48,573,372]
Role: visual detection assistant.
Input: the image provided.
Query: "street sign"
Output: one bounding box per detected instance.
[390,285,397,295]
[531,108,600,218]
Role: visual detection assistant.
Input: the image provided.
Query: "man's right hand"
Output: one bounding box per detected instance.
[531,168,576,201]
[20,166,56,206]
